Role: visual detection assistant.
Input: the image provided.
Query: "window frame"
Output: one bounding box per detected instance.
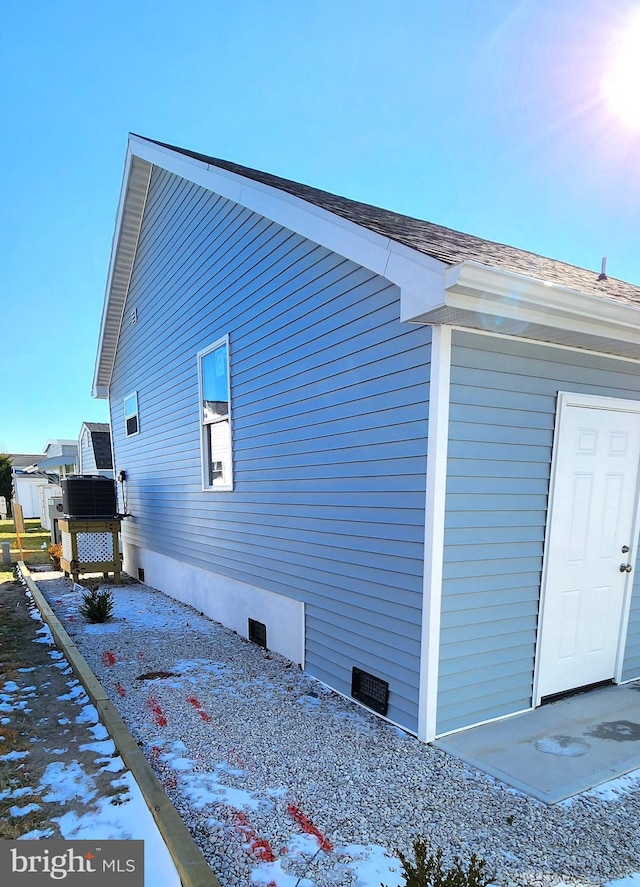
[123,391,139,438]
[197,335,234,492]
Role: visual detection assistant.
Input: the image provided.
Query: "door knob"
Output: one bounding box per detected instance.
[620,563,633,573]
[622,545,630,553]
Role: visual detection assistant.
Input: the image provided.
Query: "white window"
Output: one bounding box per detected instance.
[198,337,233,490]
[124,391,139,437]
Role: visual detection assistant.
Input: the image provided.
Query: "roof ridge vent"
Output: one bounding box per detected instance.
[598,257,608,281]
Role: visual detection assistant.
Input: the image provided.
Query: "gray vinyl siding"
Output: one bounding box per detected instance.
[438,329,640,735]
[108,166,430,732]
[623,590,640,680]
[79,434,97,474]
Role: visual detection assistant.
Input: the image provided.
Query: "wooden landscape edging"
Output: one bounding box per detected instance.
[18,562,221,887]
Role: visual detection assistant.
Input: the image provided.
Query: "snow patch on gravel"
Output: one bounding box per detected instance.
[34,573,640,887]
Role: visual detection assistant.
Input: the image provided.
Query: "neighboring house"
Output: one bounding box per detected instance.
[10,454,49,519]
[11,443,78,523]
[92,134,640,742]
[35,440,78,478]
[78,422,114,478]
[30,441,78,527]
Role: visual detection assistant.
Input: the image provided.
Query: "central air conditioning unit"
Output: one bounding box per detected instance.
[61,476,118,520]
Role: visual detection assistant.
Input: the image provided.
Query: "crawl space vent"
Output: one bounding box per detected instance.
[248,618,267,649]
[351,667,389,716]
[138,568,145,582]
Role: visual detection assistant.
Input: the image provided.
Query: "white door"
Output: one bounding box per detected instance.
[536,393,640,700]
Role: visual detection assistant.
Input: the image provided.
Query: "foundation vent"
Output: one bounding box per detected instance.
[351,667,389,716]
[138,567,145,582]
[248,618,267,649]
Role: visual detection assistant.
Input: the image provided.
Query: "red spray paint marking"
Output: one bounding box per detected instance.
[147,695,167,727]
[150,745,162,767]
[67,615,76,623]
[228,748,246,769]
[101,650,117,667]
[148,745,176,789]
[233,811,277,862]
[163,772,177,790]
[286,803,333,852]
[186,695,211,722]
[115,682,126,697]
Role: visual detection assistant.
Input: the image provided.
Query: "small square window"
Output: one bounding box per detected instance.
[124,391,139,437]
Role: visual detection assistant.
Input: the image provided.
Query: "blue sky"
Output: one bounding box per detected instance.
[2,0,640,455]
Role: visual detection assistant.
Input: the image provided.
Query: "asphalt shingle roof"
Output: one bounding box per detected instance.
[84,422,110,433]
[146,137,640,308]
[9,454,44,468]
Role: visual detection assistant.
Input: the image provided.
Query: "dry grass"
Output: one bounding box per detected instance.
[0,567,135,839]
[0,773,46,840]
[0,574,49,837]
[0,518,51,564]
[0,576,31,682]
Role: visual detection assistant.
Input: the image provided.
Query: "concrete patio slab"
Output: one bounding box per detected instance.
[435,682,640,804]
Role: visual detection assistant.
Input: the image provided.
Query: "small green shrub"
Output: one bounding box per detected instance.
[384,840,492,887]
[79,588,114,623]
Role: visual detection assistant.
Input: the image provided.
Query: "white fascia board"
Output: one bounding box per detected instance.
[92,147,152,399]
[128,135,449,307]
[92,145,136,399]
[443,262,640,345]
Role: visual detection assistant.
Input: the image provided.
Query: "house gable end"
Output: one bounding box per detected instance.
[93,135,448,397]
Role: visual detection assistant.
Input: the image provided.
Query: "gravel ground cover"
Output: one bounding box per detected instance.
[32,570,640,887]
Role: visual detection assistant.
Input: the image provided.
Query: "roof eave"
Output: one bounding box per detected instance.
[403,261,640,358]
[94,137,640,391]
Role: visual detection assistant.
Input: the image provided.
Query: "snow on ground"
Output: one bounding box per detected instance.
[2,575,181,887]
[9,707,181,887]
[26,571,640,887]
[150,737,405,886]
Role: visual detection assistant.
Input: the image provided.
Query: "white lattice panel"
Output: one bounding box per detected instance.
[76,533,112,562]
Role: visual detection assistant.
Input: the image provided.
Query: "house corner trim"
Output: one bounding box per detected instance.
[418,325,452,742]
